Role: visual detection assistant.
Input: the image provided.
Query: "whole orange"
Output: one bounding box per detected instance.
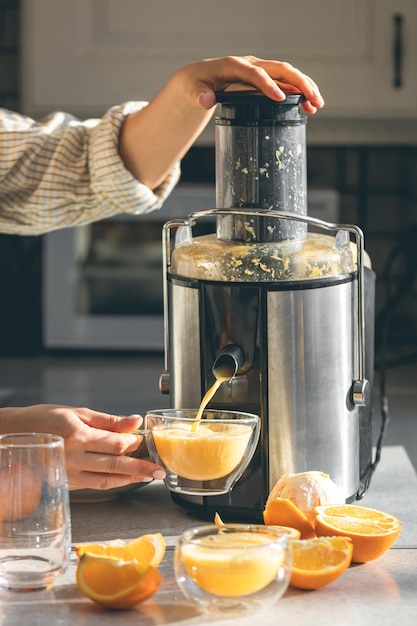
[0,463,42,521]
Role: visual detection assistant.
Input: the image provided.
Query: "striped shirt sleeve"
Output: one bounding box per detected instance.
[0,103,181,236]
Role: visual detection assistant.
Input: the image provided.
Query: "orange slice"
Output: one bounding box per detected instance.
[75,533,166,567]
[263,497,316,539]
[215,510,301,539]
[76,553,162,609]
[314,504,402,563]
[270,525,301,540]
[290,536,353,590]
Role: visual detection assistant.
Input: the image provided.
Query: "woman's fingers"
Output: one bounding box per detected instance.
[67,453,166,491]
[82,452,165,479]
[69,409,145,454]
[76,408,143,433]
[193,56,324,112]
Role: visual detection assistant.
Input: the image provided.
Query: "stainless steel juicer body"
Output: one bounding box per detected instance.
[160,89,375,520]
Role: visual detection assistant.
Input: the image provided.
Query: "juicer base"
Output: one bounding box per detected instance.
[170,490,358,524]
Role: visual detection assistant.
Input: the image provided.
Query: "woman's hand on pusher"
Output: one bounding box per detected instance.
[119,54,324,189]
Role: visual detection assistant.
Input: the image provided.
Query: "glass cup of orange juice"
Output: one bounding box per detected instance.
[143,409,260,495]
[175,524,291,614]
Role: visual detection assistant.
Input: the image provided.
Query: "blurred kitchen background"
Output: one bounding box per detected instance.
[1,1,417,469]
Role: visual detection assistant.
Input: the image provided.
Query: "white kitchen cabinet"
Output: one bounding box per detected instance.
[21,0,417,142]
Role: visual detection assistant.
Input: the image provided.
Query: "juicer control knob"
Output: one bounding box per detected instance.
[159,371,170,395]
[351,379,371,407]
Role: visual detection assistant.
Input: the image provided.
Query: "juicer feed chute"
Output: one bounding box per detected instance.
[215,89,307,244]
[160,88,376,521]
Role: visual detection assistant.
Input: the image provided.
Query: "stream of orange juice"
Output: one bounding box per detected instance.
[194,376,224,424]
[181,531,284,596]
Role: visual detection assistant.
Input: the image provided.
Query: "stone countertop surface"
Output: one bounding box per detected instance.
[1,445,416,626]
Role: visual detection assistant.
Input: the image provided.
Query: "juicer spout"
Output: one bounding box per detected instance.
[212,344,245,381]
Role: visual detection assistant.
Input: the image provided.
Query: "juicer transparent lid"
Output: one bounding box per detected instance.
[170,210,357,283]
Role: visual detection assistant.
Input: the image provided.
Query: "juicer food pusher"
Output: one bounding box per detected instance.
[159,89,376,521]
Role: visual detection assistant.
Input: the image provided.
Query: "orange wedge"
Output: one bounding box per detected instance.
[263,498,316,539]
[290,536,353,590]
[314,504,402,563]
[214,512,225,527]
[75,533,166,567]
[76,553,162,609]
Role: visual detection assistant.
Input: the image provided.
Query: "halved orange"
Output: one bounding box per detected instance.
[263,498,316,539]
[75,533,166,567]
[76,553,162,609]
[314,504,402,563]
[290,536,353,590]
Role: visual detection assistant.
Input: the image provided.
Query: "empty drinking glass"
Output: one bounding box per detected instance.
[0,433,71,592]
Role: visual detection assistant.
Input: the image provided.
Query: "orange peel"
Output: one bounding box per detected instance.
[263,497,316,539]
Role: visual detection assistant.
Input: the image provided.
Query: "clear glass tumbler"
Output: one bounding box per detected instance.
[175,524,292,614]
[0,433,71,591]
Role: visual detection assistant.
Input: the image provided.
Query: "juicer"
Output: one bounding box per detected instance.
[160,86,376,521]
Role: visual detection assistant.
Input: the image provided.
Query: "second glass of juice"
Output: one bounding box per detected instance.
[175,524,292,614]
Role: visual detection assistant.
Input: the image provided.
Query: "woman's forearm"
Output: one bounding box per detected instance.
[119,78,214,189]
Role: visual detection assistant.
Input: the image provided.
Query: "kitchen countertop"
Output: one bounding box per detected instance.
[1,445,416,626]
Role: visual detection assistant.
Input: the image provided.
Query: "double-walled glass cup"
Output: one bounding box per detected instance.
[144,409,260,495]
[175,524,291,614]
[0,433,71,592]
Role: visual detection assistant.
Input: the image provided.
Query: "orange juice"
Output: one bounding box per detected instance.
[180,531,284,596]
[152,422,252,481]
[193,376,227,428]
